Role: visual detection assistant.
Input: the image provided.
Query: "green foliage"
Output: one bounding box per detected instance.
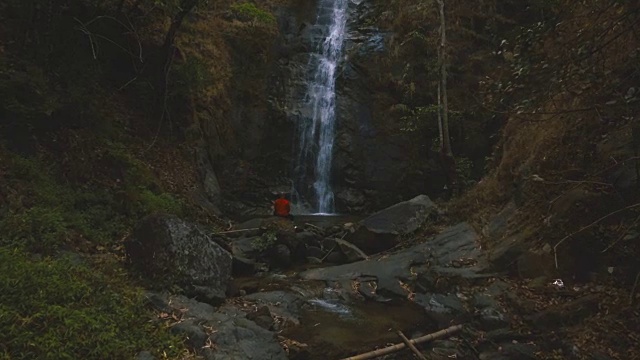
[230,2,276,25]
[400,104,439,132]
[455,156,476,190]
[138,189,185,215]
[0,62,61,122]
[0,207,68,254]
[171,56,212,97]
[253,229,277,252]
[0,150,183,253]
[0,247,185,359]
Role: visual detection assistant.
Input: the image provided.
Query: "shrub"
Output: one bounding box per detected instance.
[230,2,276,25]
[0,247,185,360]
[0,150,184,253]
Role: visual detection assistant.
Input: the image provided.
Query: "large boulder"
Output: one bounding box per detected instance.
[301,223,485,301]
[144,292,288,360]
[125,214,232,301]
[346,195,438,254]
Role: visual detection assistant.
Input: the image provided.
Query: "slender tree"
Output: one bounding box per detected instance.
[152,0,200,128]
[436,0,457,195]
[436,0,452,156]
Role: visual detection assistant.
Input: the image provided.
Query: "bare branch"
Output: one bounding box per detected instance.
[554,202,640,269]
[601,215,640,253]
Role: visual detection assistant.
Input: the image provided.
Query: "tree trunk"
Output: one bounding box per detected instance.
[152,0,198,125]
[437,72,443,147]
[161,0,198,55]
[436,0,456,196]
[437,0,452,156]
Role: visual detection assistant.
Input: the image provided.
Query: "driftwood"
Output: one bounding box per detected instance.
[397,331,427,360]
[340,324,464,360]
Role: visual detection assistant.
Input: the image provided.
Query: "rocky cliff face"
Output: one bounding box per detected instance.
[225,0,446,215]
[332,0,445,213]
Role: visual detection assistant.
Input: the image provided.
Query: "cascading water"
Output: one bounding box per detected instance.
[293,0,349,214]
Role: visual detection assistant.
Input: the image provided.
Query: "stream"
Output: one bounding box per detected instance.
[231,269,431,360]
[142,204,565,360]
[228,213,436,359]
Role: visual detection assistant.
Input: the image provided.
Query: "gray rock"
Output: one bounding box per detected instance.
[246,306,275,330]
[483,201,517,241]
[414,293,466,314]
[232,255,257,276]
[305,245,325,258]
[346,195,438,254]
[330,237,368,263]
[296,231,324,246]
[478,307,509,330]
[472,294,498,309]
[270,244,292,268]
[301,223,482,301]
[471,292,509,329]
[335,188,366,212]
[203,306,288,360]
[243,291,303,328]
[195,144,222,212]
[171,320,207,349]
[232,237,263,258]
[143,292,172,313]
[156,292,287,359]
[125,214,232,298]
[430,339,464,359]
[325,250,347,264]
[166,294,217,321]
[415,293,468,328]
[135,351,156,360]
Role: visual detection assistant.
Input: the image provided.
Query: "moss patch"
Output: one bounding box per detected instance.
[0,146,185,253]
[0,247,186,360]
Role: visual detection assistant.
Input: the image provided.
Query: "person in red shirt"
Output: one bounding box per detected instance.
[273,193,294,220]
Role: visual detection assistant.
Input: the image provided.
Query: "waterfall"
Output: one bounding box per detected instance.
[293,0,349,214]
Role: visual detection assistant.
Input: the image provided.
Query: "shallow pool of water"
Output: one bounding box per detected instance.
[283,298,431,360]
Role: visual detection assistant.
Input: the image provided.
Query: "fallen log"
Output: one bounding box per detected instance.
[397,330,427,360]
[340,324,464,360]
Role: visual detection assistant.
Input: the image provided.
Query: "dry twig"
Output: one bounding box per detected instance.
[340,324,463,360]
[213,228,260,235]
[397,330,427,360]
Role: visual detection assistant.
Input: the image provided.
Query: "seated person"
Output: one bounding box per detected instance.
[273,193,294,220]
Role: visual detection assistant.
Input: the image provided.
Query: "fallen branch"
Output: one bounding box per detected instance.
[397,331,427,360]
[213,228,260,235]
[319,244,337,263]
[554,202,640,269]
[327,237,370,261]
[340,324,464,360]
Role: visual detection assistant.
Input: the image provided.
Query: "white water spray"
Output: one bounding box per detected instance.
[293,0,349,214]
